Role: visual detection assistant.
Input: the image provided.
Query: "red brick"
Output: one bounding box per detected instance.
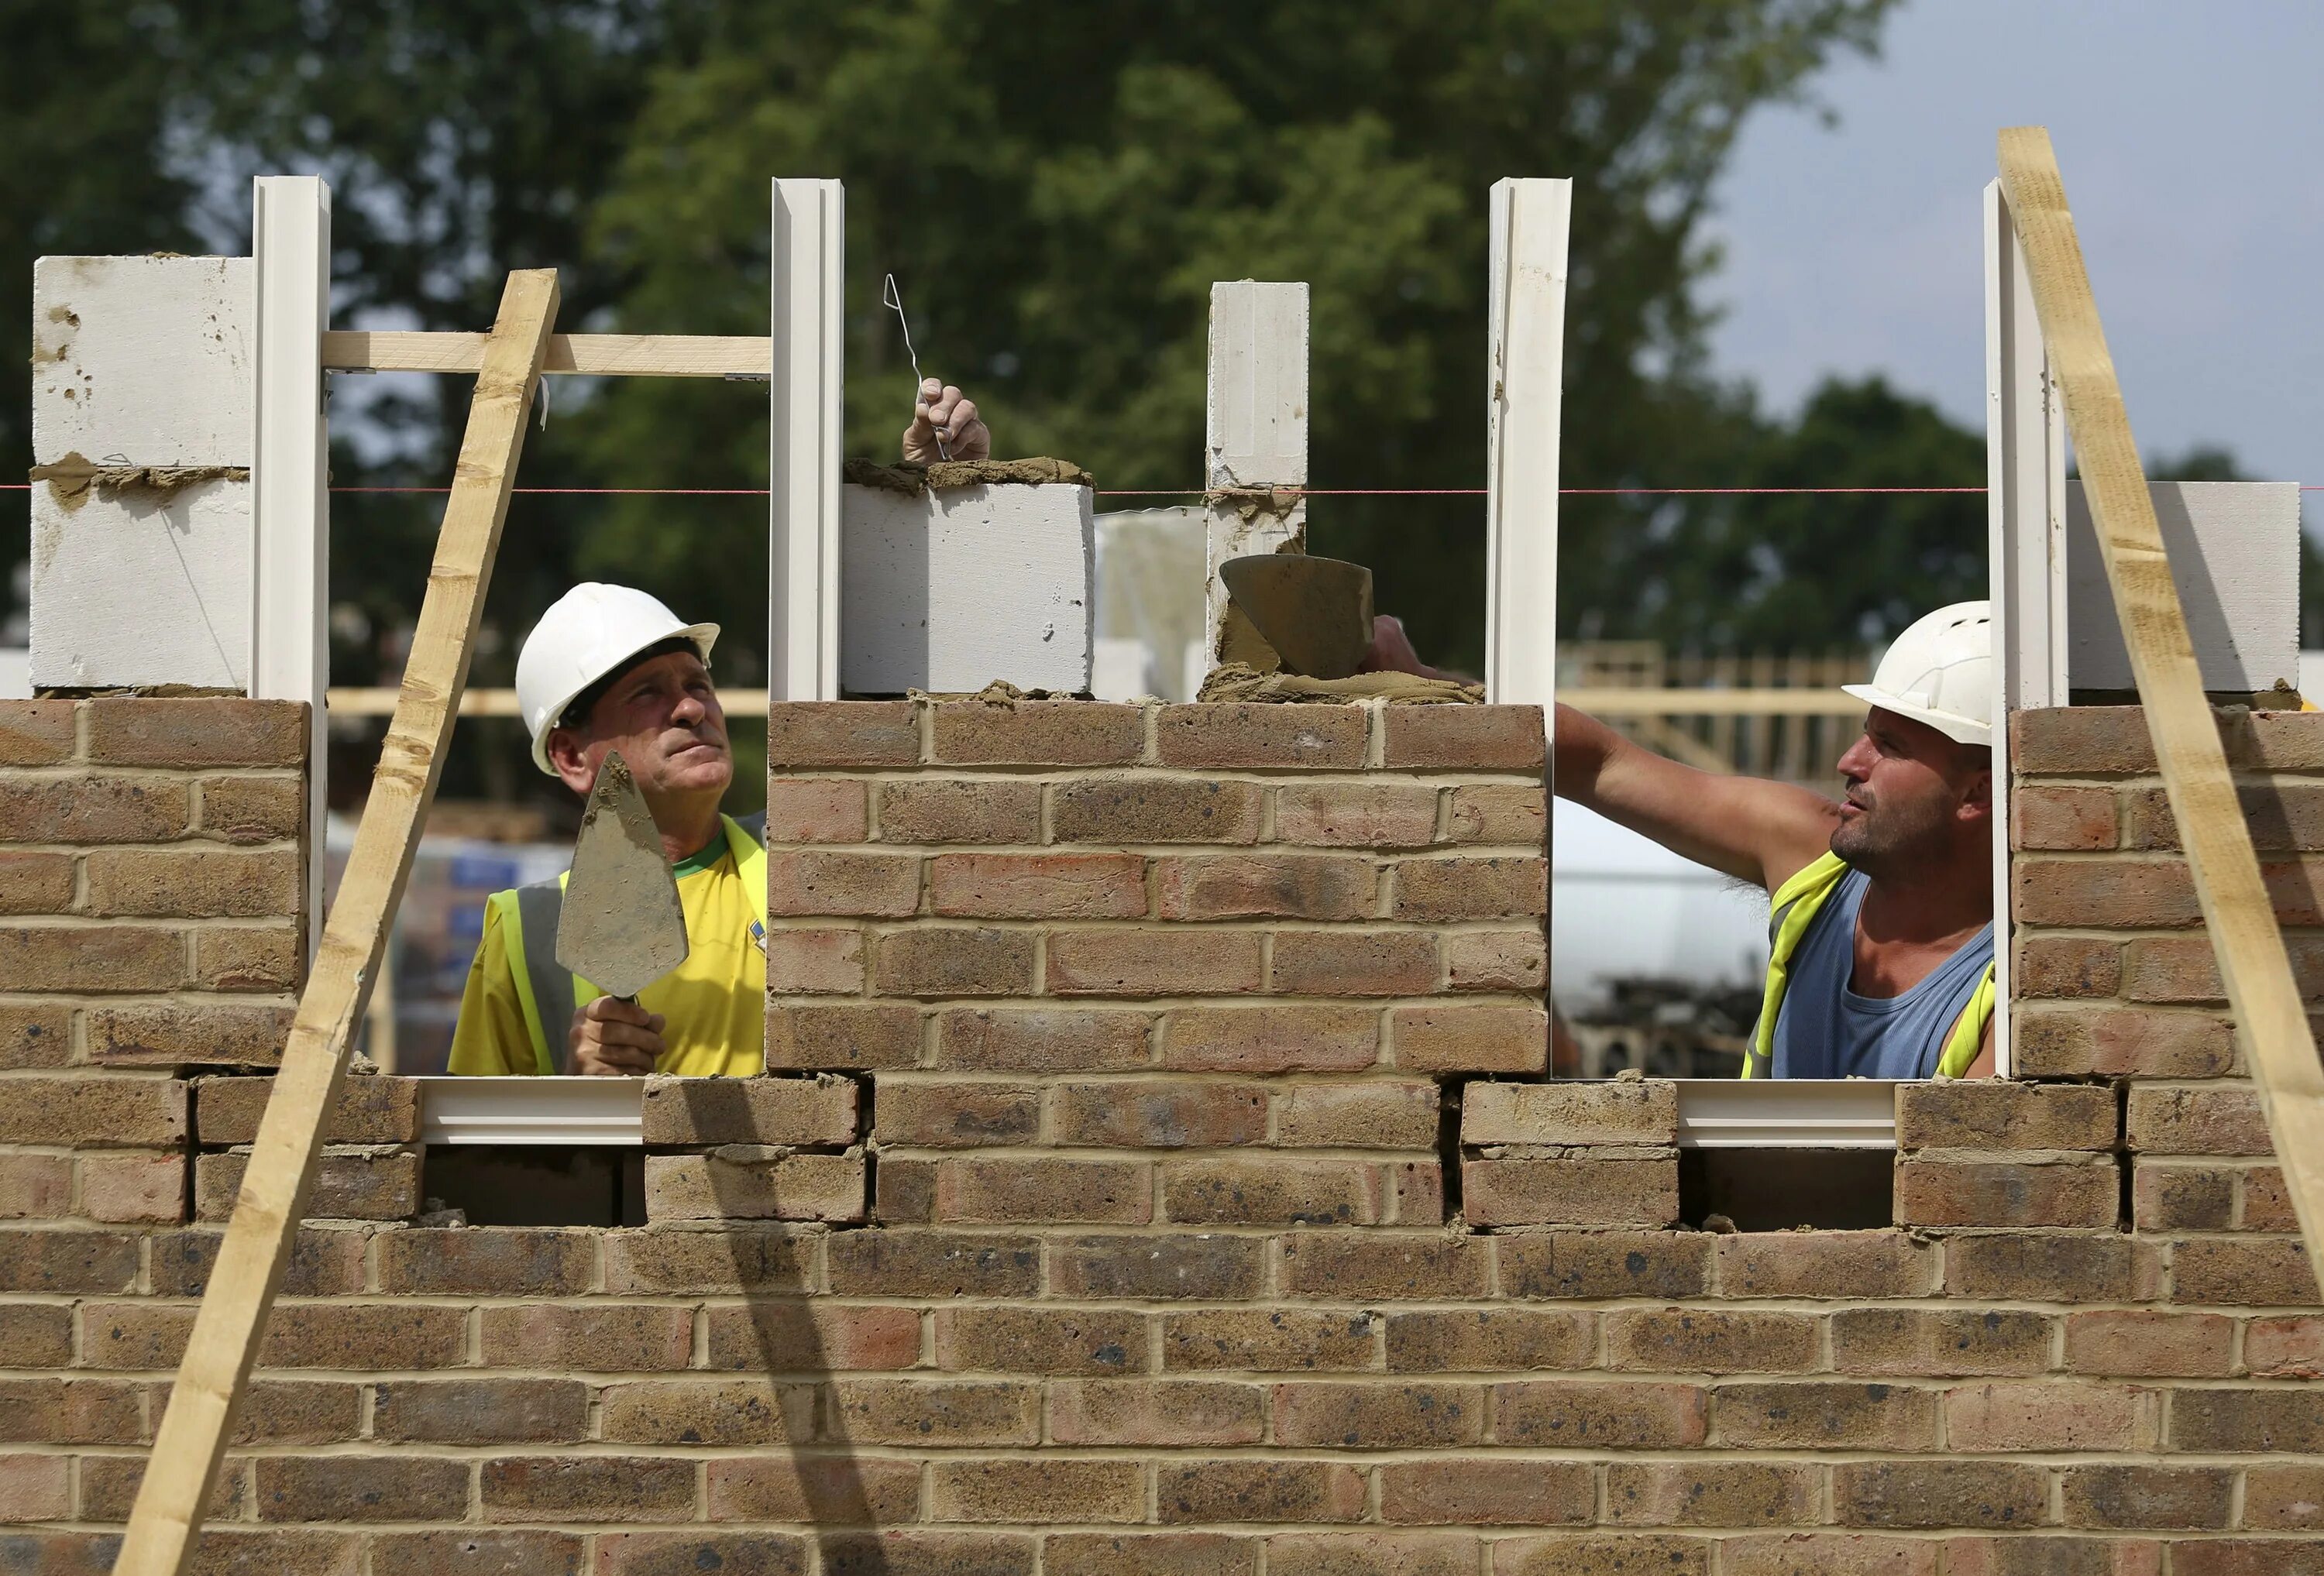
[1443,929,1545,991]
[762,778,868,842]
[370,1533,580,1576]
[2244,1166,2301,1231]
[928,1458,1144,1523]
[1382,1458,1592,1526]
[378,1227,595,1295]
[820,1533,1037,1576]
[1281,1234,1491,1300]
[930,853,1146,919]
[598,1378,813,1445]
[2013,1005,2236,1077]
[1048,929,1262,997]
[1822,1307,2047,1378]
[1389,856,1545,922]
[935,1157,1150,1224]
[2014,934,2123,998]
[265,1302,472,1369]
[1494,1379,1709,1449]
[1274,1381,1483,1448]
[150,1225,364,1297]
[823,1377,1040,1445]
[1155,704,1367,769]
[2120,936,2226,1002]
[2244,1465,2324,1530]
[0,1074,185,1147]
[762,926,865,994]
[702,1302,921,1372]
[1462,1079,1676,1145]
[1049,1379,1264,1445]
[1896,1080,2117,1152]
[1605,1308,1819,1374]
[1047,1234,1264,1300]
[2173,1235,2319,1305]
[0,924,184,992]
[1,1302,74,1365]
[197,1145,418,1222]
[875,1079,1040,1146]
[1159,1309,1377,1372]
[253,1455,467,1522]
[193,924,302,993]
[1716,1536,1936,1576]
[1164,1158,1383,1226]
[2127,1086,2273,1155]
[1160,1005,1377,1073]
[0,1153,71,1218]
[933,1008,1151,1070]
[764,1002,920,1070]
[825,1231,1040,1298]
[1281,1080,1439,1149]
[1274,782,1439,849]
[2144,1162,2241,1231]
[0,700,77,765]
[1046,1533,1256,1576]
[76,1151,186,1224]
[2060,1464,2232,1530]
[1604,1460,1815,1526]
[1383,1309,1591,1373]
[0,1451,70,1519]
[0,851,72,914]
[594,1533,809,1576]
[1269,930,1435,995]
[1052,1079,1267,1148]
[480,1455,696,1523]
[2012,784,2119,850]
[1388,1004,1546,1073]
[872,926,1035,997]
[85,697,304,767]
[1944,1232,2147,1301]
[2010,707,2156,774]
[2073,1310,2231,1385]
[1157,1460,1365,1523]
[194,1073,419,1144]
[706,1454,922,1523]
[765,850,920,918]
[1463,1155,1675,1228]
[1497,1230,1712,1300]
[2013,857,2203,928]
[1716,1231,1933,1299]
[639,1073,856,1145]
[641,1149,864,1223]
[766,700,918,767]
[1446,783,1546,846]
[932,1306,1146,1375]
[0,1003,71,1070]
[1944,1380,2155,1451]
[1714,1381,1938,1451]
[373,1378,591,1444]
[1833,1460,2048,1530]
[194,774,304,843]
[1154,854,1375,921]
[2247,1316,2324,1379]
[1381,705,1544,770]
[1051,777,1262,844]
[2169,1386,2324,1452]
[1271,1533,1493,1576]
[1895,1157,2119,1229]
[877,778,1043,844]
[0,777,187,843]
[89,1002,293,1067]
[932,699,1143,765]
[2129,779,2324,852]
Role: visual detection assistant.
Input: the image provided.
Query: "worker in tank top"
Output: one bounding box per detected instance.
[1364,603,1997,1079]
[449,379,990,1076]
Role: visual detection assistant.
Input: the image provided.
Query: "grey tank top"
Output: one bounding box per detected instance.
[1769,867,1995,1080]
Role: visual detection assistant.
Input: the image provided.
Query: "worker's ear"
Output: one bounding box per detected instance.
[1956,747,1993,823]
[543,726,599,797]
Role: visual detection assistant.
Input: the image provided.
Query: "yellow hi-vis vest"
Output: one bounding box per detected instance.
[482,813,768,1076]
[1743,851,1995,1080]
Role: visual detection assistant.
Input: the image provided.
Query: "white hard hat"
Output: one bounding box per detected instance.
[1842,599,1993,746]
[514,583,720,774]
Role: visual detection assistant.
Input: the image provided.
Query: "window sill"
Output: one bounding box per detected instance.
[1673,1078,1897,1149]
[416,1076,643,1145]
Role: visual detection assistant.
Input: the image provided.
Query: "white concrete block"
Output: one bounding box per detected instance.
[2067,480,2299,693]
[29,476,252,691]
[32,256,253,466]
[840,482,1094,695]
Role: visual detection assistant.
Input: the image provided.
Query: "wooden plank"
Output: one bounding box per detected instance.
[251,175,333,960]
[321,328,767,376]
[1998,125,2324,1265]
[1203,280,1309,667]
[1484,177,1570,709]
[769,178,844,702]
[114,268,559,1576]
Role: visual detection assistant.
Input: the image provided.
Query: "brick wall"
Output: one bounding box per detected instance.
[3,698,2322,1575]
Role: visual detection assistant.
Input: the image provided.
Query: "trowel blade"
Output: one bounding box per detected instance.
[557,750,689,1001]
[1220,554,1376,679]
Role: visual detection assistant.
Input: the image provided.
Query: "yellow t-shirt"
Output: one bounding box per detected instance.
[447,823,766,1077]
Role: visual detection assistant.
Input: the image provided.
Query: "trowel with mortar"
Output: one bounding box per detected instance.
[558,750,689,1006]
[1220,553,1376,679]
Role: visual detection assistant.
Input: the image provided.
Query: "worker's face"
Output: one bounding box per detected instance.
[1830,708,1990,875]
[548,649,731,806]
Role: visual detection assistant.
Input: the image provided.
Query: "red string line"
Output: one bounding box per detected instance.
[7,482,2324,495]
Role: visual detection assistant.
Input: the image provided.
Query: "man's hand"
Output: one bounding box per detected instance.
[902,378,990,463]
[569,996,665,1076]
[1360,615,1445,681]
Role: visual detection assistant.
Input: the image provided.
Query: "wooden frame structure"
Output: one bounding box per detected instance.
[1996,126,2324,1268]
[1483,177,1570,712]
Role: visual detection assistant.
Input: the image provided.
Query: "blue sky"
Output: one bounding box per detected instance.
[1705,0,2322,499]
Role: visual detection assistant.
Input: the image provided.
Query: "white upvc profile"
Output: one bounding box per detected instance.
[769,177,845,702]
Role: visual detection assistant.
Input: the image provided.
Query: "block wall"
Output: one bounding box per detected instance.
[3,699,2322,1576]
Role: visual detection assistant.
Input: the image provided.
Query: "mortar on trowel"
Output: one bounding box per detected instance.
[1219,554,1375,680]
[558,750,689,1009]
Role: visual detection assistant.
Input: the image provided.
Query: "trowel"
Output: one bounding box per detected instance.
[557,750,689,1001]
[1220,554,1376,679]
